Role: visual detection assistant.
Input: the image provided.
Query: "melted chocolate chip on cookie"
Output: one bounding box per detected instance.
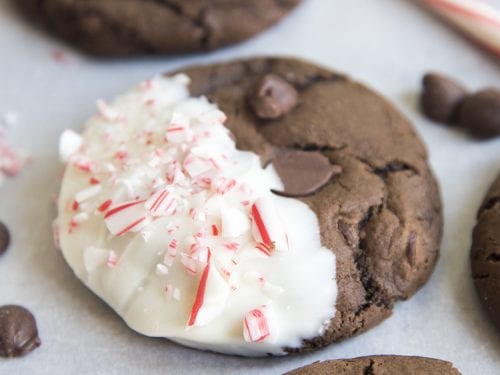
[271,150,342,197]
[248,74,299,120]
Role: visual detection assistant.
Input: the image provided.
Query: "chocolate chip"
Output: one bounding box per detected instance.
[459,88,500,139]
[420,72,467,123]
[271,150,342,197]
[248,74,299,120]
[0,221,10,256]
[0,305,41,358]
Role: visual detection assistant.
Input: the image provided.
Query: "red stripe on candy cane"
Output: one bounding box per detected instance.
[187,249,212,326]
[104,199,147,236]
[422,0,500,56]
[424,0,500,28]
[114,217,146,236]
[251,203,272,246]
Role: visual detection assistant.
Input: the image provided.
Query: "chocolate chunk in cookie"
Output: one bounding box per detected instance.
[0,305,41,358]
[0,221,10,256]
[420,72,467,124]
[248,74,299,119]
[286,355,461,374]
[271,150,342,197]
[15,0,301,57]
[471,173,500,330]
[459,88,500,139]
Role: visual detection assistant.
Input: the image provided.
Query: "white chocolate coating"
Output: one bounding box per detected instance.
[56,75,337,356]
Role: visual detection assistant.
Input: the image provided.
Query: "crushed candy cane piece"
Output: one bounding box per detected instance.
[59,129,83,162]
[104,199,147,236]
[251,197,289,252]
[75,185,102,203]
[243,306,273,343]
[166,112,190,144]
[145,188,177,216]
[187,250,229,327]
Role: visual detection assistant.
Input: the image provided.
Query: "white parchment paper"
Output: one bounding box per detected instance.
[0,0,499,373]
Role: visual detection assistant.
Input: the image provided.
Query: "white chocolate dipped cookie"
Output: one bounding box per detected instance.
[55,74,337,356]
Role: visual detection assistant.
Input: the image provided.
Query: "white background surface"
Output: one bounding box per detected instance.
[0,0,499,374]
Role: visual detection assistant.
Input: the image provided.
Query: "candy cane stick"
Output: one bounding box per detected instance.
[422,0,500,56]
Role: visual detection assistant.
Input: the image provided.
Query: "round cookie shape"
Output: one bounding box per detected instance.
[15,0,301,57]
[56,57,442,355]
[471,173,500,330]
[176,57,442,349]
[285,355,461,374]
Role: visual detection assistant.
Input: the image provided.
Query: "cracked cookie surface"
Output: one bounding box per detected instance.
[285,355,461,374]
[172,57,443,350]
[15,0,301,57]
[471,173,500,331]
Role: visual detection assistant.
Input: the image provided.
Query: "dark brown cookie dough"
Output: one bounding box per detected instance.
[285,355,461,374]
[471,173,500,330]
[170,57,443,350]
[15,0,301,57]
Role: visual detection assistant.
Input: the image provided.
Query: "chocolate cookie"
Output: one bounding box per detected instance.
[471,173,500,330]
[174,57,442,349]
[285,355,461,374]
[15,0,301,57]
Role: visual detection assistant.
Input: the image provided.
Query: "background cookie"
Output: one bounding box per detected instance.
[285,355,461,374]
[175,57,443,349]
[15,0,301,57]
[471,172,500,330]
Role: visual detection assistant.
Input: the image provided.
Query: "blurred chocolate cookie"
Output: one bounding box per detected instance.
[15,0,301,57]
[471,173,500,330]
[286,355,461,374]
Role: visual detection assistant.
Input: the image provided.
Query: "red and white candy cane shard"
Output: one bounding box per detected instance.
[104,199,147,236]
[183,154,215,178]
[145,188,177,216]
[423,0,500,56]
[187,250,212,326]
[187,249,230,327]
[166,112,190,144]
[214,177,237,195]
[75,185,102,203]
[251,197,288,252]
[243,307,271,343]
[181,253,199,275]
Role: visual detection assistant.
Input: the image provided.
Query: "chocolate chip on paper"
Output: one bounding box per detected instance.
[0,221,10,256]
[459,88,500,139]
[248,74,299,120]
[420,72,467,124]
[271,150,342,197]
[0,305,41,358]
